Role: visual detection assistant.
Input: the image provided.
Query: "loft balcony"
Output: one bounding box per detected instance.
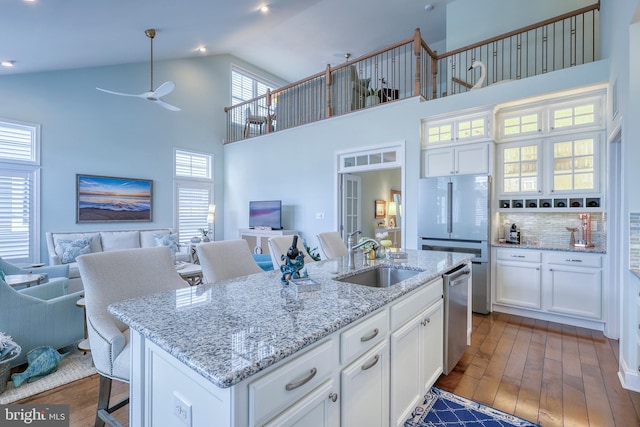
[224,2,600,144]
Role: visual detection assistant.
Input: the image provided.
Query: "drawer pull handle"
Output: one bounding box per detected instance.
[361,355,380,371]
[422,318,431,326]
[360,328,379,342]
[285,368,317,391]
[329,392,338,402]
[511,255,525,258]
[565,259,583,263]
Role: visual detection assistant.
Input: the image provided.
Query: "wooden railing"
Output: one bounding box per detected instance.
[225,2,600,143]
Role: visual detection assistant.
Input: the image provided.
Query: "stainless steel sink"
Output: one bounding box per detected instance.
[335,266,421,288]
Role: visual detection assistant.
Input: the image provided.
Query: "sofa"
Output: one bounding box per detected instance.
[45,229,187,292]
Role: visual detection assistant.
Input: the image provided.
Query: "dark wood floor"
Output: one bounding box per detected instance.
[15,312,640,426]
[436,312,640,426]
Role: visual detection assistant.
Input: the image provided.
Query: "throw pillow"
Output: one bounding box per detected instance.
[57,238,92,264]
[154,233,178,255]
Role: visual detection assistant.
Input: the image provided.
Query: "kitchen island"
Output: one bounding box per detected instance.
[109,249,473,427]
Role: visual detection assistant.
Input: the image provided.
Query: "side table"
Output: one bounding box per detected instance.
[76,297,91,354]
[176,262,203,286]
[5,273,45,289]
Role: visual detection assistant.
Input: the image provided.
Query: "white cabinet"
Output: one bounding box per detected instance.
[239,228,297,255]
[389,281,444,427]
[341,341,389,427]
[493,247,604,326]
[423,142,489,177]
[495,248,542,309]
[264,379,340,427]
[543,252,602,319]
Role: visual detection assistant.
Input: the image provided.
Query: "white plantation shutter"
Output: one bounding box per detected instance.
[0,119,40,263]
[175,150,211,179]
[176,183,212,244]
[174,149,213,246]
[231,66,276,124]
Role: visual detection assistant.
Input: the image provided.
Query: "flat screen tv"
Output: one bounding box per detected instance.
[249,200,282,230]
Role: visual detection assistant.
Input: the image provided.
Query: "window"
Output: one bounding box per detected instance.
[174,149,213,246]
[551,136,597,192]
[0,119,40,263]
[231,66,276,125]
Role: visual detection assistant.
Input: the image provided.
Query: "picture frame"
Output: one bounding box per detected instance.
[76,174,153,223]
[375,199,386,219]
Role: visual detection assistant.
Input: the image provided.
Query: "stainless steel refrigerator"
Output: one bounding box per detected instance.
[418,174,491,314]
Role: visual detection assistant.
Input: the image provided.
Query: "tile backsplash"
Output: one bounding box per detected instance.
[497,212,607,248]
[630,213,640,270]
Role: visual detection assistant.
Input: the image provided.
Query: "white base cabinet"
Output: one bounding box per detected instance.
[492,247,604,329]
[130,275,451,427]
[389,298,443,427]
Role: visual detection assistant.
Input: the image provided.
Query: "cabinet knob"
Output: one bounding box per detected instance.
[422,318,431,326]
[329,392,338,403]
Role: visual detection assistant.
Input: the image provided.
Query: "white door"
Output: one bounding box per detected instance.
[341,174,361,239]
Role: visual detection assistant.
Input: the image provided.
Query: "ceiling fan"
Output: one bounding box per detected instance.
[96,29,181,111]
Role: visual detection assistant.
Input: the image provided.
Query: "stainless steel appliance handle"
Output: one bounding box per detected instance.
[447,181,453,234]
[446,267,471,286]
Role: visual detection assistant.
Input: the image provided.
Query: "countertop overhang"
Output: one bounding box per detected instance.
[108,249,473,388]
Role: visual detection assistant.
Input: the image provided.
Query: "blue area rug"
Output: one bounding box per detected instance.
[405,387,540,427]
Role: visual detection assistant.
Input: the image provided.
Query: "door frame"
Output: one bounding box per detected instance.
[335,141,406,244]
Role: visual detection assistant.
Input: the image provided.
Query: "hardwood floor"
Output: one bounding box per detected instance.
[436,312,640,426]
[14,312,640,426]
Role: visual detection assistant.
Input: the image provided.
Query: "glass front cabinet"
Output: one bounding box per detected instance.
[496,92,604,212]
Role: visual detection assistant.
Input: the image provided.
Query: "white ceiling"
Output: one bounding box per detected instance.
[0,0,448,83]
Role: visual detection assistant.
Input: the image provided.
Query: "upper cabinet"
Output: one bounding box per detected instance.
[495,90,605,211]
[421,109,492,178]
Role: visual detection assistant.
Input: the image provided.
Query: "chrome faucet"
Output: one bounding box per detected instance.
[346,230,380,270]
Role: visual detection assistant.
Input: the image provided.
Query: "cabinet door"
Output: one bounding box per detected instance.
[423,148,454,177]
[546,266,602,319]
[264,379,339,427]
[495,260,541,309]
[421,300,444,389]
[456,143,489,175]
[389,300,443,427]
[497,140,542,195]
[341,341,389,427]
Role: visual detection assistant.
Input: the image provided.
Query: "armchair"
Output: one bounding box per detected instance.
[0,278,84,367]
[0,256,69,289]
[330,65,369,116]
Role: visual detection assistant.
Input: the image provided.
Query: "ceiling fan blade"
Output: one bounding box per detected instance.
[96,87,149,98]
[153,99,181,111]
[151,81,175,98]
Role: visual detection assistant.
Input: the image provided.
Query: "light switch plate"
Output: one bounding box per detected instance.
[173,392,192,427]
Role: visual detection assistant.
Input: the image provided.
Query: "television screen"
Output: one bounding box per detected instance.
[249,200,282,230]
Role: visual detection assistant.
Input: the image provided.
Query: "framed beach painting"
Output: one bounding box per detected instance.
[76,174,153,223]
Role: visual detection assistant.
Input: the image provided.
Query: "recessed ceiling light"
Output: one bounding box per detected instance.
[424,4,434,12]
[260,5,269,13]
[1,61,15,67]
[197,46,207,53]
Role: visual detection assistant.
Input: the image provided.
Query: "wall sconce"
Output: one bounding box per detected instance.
[207,204,216,241]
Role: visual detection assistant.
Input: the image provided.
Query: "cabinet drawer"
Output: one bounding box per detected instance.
[496,248,541,263]
[544,252,601,268]
[340,309,388,365]
[249,338,338,425]
[390,278,443,331]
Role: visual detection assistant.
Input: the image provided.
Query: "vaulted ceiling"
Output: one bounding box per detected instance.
[0,0,448,82]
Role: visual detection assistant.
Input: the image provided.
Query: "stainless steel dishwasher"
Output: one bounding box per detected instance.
[443,263,471,375]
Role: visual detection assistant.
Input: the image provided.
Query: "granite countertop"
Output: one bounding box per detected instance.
[492,242,606,254]
[108,249,472,389]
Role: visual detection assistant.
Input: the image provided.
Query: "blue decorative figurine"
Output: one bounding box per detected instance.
[280,235,308,284]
